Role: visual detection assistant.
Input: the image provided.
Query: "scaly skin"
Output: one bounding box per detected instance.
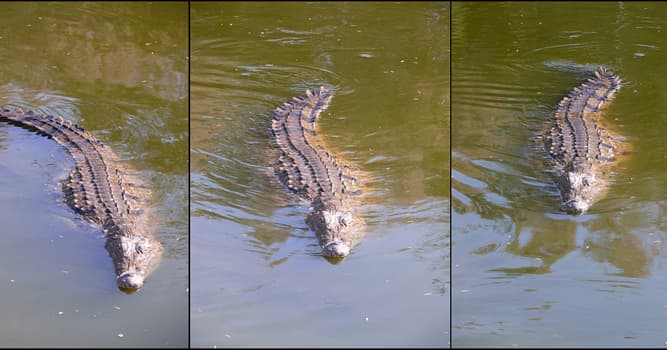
[270,87,364,258]
[0,106,162,291]
[543,67,624,214]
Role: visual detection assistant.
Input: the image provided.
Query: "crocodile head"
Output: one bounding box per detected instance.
[319,210,354,257]
[556,167,607,215]
[306,199,356,258]
[105,233,163,292]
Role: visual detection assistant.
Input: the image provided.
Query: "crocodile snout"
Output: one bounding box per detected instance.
[117,272,144,290]
[561,198,590,215]
[322,240,351,257]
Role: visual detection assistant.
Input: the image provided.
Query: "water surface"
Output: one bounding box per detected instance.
[190,2,449,347]
[0,2,188,347]
[452,2,667,347]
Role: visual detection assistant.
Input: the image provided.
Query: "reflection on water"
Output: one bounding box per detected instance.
[453,2,667,347]
[0,2,187,347]
[191,2,449,347]
[0,2,186,103]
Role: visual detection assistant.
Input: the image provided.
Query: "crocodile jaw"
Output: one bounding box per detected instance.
[322,239,351,257]
[117,270,145,290]
[561,198,590,215]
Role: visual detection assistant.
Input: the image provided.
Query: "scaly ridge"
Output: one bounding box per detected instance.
[543,67,625,214]
[0,106,162,290]
[270,87,364,258]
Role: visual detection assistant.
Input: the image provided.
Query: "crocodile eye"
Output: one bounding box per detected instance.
[135,242,146,254]
[339,213,354,227]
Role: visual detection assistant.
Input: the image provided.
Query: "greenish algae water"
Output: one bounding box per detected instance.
[190,2,449,347]
[0,2,188,347]
[453,2,667,347]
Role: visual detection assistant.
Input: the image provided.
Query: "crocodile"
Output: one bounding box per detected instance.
[542,66,625,214]
[270,87,364,258]
[0,106,162,291]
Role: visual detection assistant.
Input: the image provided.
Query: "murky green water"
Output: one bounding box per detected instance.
[190,2,449,347]
[0,2,188,347]
[452,2,667,347]
[13,1,665,347]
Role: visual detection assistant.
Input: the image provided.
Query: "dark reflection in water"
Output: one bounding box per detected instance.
[0,2,186,102]
[453,1,667,347]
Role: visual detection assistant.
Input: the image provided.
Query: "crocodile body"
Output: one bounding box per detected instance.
[271,87,363,258]
[543,67,624,214]
[0,107,162,290]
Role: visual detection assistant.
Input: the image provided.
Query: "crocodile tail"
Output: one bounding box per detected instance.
[595,66,622,91]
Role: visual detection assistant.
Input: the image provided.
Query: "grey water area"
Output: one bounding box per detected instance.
[0,122,185,347]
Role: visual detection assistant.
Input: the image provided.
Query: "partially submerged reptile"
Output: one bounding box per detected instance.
[542,67,626,214]
[270,87,364,259]
[0,107,162,291]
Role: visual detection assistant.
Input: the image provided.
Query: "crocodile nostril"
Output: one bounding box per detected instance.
[322,241,351,257]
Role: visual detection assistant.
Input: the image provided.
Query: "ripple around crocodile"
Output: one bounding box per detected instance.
[542,67,626,214]
[0,106,162,291]
[270,87,365,259]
